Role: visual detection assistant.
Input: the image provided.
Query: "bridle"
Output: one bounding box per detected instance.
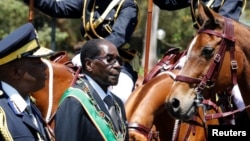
[169,17,250,141]
[172,17,250,125]
[174,17,237,109]
[128,17,241,141]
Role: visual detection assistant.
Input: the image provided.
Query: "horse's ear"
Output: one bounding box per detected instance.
[196,1,220,29]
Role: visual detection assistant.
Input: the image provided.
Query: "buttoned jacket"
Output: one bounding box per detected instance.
[54,77,128,141]
[0,85,51,141]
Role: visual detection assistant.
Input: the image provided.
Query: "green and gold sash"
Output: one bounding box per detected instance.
[59,87,118,141]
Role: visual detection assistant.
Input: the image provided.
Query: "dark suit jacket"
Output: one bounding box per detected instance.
[0,86,51,141]
[54,77,128,141]
[153,0,243,21]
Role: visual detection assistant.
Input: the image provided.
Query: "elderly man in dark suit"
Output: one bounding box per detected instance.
[0,23,54,141]
[55,39,128,141]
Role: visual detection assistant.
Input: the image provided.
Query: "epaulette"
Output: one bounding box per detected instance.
[0,107,14,141]
[82,0,126,39]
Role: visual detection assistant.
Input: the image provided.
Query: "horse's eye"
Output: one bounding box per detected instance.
[201,47,214,59]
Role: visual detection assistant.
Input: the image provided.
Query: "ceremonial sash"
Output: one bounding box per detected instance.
[59,87,117,141]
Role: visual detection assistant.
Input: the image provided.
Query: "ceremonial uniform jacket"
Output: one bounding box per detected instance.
[54,77,129,141]
[0,85,51,141]
[153,0,244,21]
[23,0,139,48]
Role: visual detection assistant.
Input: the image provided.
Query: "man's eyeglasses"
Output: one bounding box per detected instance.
[93,55,123,66]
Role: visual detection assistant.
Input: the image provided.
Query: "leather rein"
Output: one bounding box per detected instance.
[128,122,159,140]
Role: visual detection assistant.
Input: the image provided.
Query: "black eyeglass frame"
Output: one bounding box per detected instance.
[93,54,123,66]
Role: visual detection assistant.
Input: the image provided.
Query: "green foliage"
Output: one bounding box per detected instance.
[37,23,69,51]
[0,0,74,53]
[0,0,29,39]
[158,8,194,50]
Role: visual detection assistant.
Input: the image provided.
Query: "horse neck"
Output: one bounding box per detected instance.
[128,73,173,128]
[235,22,250,58]
[177,108,219,141]
[233,23,250,117]
[125,85,146,120]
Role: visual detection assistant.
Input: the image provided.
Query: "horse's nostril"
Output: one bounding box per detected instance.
[171,98,180,109]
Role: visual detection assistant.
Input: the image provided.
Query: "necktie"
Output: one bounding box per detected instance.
[26,105,39,128]
[26,106,46,140]
[104,95,120,131]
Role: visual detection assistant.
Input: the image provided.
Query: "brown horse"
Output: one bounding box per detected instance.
[126,48,220,140]
[165,2,250,123]
[126,69,220,141]
[31,52,77,128]
[126,47,183,119]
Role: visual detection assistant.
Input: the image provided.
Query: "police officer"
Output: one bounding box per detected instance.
[0,23,54,141]
[23,0,140,102]
[153,0,245,21]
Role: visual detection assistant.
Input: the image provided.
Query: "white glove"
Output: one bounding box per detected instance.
[71,54,82,67]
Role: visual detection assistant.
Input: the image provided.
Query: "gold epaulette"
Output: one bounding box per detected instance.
[0,107,14,141]
[242,0,247,14]
[82,0,126,39]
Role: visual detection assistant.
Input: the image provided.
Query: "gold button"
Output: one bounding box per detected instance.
[0,90,3,96]
[95,6,99,9]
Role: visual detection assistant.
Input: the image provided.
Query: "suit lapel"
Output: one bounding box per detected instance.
[22,113,39,130]
[84,80,119,131]
[7,99,37,131]
[85,81,110,116]
[30,104,48,137]
[2,87,48,140]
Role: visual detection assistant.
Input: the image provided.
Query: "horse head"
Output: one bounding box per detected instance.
[165,1,250,121]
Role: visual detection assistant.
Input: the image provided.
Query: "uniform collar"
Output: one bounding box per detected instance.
[85,75,111,100]
[1,81,28,113]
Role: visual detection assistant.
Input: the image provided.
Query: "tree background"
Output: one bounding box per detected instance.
[1,0,250,74]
